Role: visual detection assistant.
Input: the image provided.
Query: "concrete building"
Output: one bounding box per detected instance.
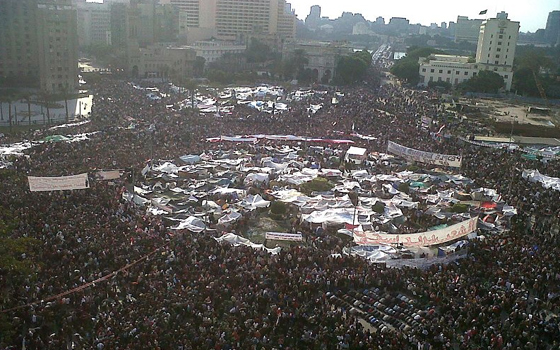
[0,0,40,87]
[388,17,410,32]
[455,16,483,43]
[37,0,79,93]
[189,40,246,65]
[419,12,519,91]
[283,41,353,83]
[128,42,196,79]
[305,5,321,30]
[77,0,112,47]
[169,0,217,43]
[419,55,479,86]
[110,2,129,48]
[544,10,560,45]
[167,0,296,44]
[475,11,519,89]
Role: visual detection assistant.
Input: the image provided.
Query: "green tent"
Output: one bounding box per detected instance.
[41,135,70,142]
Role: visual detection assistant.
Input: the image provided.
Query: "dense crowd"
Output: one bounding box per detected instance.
[0,63,559,350]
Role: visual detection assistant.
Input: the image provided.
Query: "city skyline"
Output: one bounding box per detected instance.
[289,0,559,33]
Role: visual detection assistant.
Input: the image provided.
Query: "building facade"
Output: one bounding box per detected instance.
[37,0,79,93]
[475,12,519,90]
[128,42,196,79]
[419,12,519,91]
[455,16,483,43]
[77,0,112,47]
[0,0,78,92]
[283,41,353,84]
[544,11,560,45]
[419,55,479,86]
[167,0,295,44]
[189,40,246,65]
[0,0,40,87]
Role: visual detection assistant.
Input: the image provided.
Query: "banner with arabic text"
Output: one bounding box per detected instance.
[353,217,477,247]
[387,141,462,168]
[265,232,303,242]
[28,173,89,192]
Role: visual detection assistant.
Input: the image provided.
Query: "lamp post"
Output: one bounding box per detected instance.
[349,190,360,236]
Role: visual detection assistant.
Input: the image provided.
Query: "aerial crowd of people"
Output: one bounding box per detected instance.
[0,60,559,350]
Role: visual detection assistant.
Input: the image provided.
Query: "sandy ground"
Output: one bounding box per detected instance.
[455,96,560,128]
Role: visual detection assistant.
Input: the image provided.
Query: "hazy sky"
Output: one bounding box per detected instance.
[288,0,560,32]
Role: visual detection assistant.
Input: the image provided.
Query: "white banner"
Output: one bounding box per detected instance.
[387,141,462,168]
[353,217,477,247]
[265,232,303,242]
[28,173,90,192]
[96,170,122,180]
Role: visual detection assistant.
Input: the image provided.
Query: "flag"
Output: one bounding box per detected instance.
[479,9,487,15]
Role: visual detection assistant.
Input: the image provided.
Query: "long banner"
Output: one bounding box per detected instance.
[353,217,477,247]
[265,232,303,242]
[28,173,89,192]
[387,141,462,168]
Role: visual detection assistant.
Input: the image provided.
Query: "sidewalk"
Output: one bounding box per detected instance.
[0,94,93,127]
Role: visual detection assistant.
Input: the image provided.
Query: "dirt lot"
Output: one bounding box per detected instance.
[452,96,560,137]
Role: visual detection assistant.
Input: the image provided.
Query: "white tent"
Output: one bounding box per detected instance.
[170,216,206,232]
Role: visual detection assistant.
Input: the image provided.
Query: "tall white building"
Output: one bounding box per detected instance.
[167,0,296,44]
[77,1,112,47]
[419,11,519,91]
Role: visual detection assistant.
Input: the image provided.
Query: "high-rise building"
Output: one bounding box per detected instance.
[544,10,560,45]
[77,1,112,47]
[110,3,129,48]
[37,0,79,92]
[0,0,40,87]
[455,16,483,43]
[419,12,519,91]
[167,0,295,44]
[0,0,78,92]
[475,11,519,89]
[305,5,321,29]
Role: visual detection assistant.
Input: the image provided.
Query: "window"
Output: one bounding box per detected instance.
[495,61,499,64]
[504,75,508,79]
[456,71,460,75]
[447,70,451,74]
[498,42,502,45]
[496,55,500,58]
[464,71,468,75]
[497,48,501,52]
[430,69,434,73]
[499,35,503,39]
[439,69,443,73]
[422,68,426,72]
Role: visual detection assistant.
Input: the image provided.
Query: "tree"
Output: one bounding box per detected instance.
[390,46,446,84]
[193,56,206,77]
[334,55,368,85]
[513,67,539,96]
[390,60,421,84]
[246,39,272,63]
[459,70,504,93]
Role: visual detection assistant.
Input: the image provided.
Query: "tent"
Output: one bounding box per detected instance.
[345,146,367,164]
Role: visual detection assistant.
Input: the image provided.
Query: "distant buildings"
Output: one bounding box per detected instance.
[283,41,353,83]
[455,16,483,43]
[305,5,321,30]
[76,0,112,47]
[189,40,246,65]
[419,11,519,91]
[168,0,296,45]
[544,10,560,45]
[128,42,196,79]
[0,0,78,93]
